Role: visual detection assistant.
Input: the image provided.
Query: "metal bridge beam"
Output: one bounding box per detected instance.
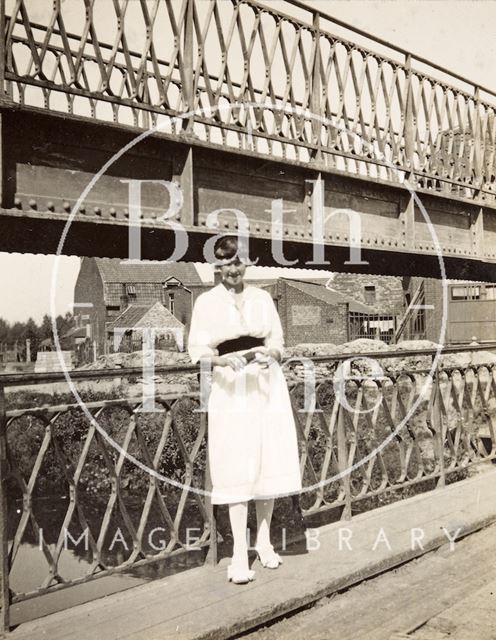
[0,106,495,281]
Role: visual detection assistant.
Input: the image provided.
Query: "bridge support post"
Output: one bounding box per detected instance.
[0,384,10,635]
[470,207,484,259]
[172,147,194,228]
[400,194,415,250]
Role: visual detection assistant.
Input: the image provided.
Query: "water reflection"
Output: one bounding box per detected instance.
[8,493,306,625]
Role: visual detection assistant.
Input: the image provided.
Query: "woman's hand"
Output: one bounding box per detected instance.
[247,346,281,368]
[211,354,247,371]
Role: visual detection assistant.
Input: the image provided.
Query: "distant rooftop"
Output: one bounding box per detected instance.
[95,258,203,286]
[282,279,381,314]
[108,302,184,331]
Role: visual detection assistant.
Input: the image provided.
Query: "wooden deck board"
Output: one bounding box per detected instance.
[8,468,496,640]
[241,518,496,640]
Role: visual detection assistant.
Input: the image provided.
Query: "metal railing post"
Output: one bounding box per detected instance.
[404,53,414,173]
[432,370,446,488]
[473,86,483,192]
[0,0,7,101]
[310,11,322,161]
[203,413,217,565]
[337,401,352,520]
[182,0,195,133]
[0,383,10,635]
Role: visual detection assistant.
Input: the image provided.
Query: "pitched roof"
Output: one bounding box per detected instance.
[95,258,202,286]
[62,326,88,339]
[108,302,184,331]
[283,279,380,314]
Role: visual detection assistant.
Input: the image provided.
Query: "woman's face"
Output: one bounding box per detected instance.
[218,256,247,289]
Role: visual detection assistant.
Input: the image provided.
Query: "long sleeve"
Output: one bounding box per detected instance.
[187,295,219,364]
[263,293,284,358]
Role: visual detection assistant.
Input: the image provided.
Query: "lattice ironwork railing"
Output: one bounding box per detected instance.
[1,347,496,632]
[2,0,496,203]
[291,359,496,518]
[0,368,213,633]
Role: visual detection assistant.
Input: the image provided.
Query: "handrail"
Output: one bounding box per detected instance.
[286,0,496,99]
[1,341,495,387]
[8,2,494,103]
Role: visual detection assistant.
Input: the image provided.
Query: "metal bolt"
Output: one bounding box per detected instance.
[14,197,22,209]
[29,199,37,209]
[63,201,71,212]
[47,201,55,211]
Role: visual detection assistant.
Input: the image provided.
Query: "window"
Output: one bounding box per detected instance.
[169,292,175,316]
[364,285,376,305]
[451,285,480,300]
[484,285,496,300]
[348,312,396,344]
[451,286,467,300]
[126,284,137,297]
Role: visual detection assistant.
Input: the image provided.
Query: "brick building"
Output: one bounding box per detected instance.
[73,258,205,356]
[108,301,185,352]
[265,276,404,346]
[74,258,412,355]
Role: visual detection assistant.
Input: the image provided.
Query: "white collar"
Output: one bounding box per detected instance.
[213,282,253,303]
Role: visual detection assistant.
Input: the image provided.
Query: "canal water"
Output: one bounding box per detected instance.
[8,492,307,626]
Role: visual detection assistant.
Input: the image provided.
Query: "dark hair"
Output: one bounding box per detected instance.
[213,235,239,262]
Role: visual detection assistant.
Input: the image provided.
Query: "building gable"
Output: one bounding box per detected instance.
[94,258,202,286]
[108,302,184,332]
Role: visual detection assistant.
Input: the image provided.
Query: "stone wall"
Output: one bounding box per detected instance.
[328,273,404,315]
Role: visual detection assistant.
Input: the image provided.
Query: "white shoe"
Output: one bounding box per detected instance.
[255,546,283,569]
[227,563,256,584]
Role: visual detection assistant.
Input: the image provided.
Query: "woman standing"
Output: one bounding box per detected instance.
[188,237,301,584]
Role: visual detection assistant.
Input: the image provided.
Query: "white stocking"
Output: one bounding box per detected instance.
[255,498,275,551]
[228,501,249,569]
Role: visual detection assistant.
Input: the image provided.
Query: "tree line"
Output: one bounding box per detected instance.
[0,313,74,360]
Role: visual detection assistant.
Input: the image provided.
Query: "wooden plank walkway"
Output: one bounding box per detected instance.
[243,506,496,639]
[8,466,496,640]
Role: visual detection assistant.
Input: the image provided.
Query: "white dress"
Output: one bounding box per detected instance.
[188,283,302,505]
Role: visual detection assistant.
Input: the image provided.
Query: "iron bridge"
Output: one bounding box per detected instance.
[0,0,495,280]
